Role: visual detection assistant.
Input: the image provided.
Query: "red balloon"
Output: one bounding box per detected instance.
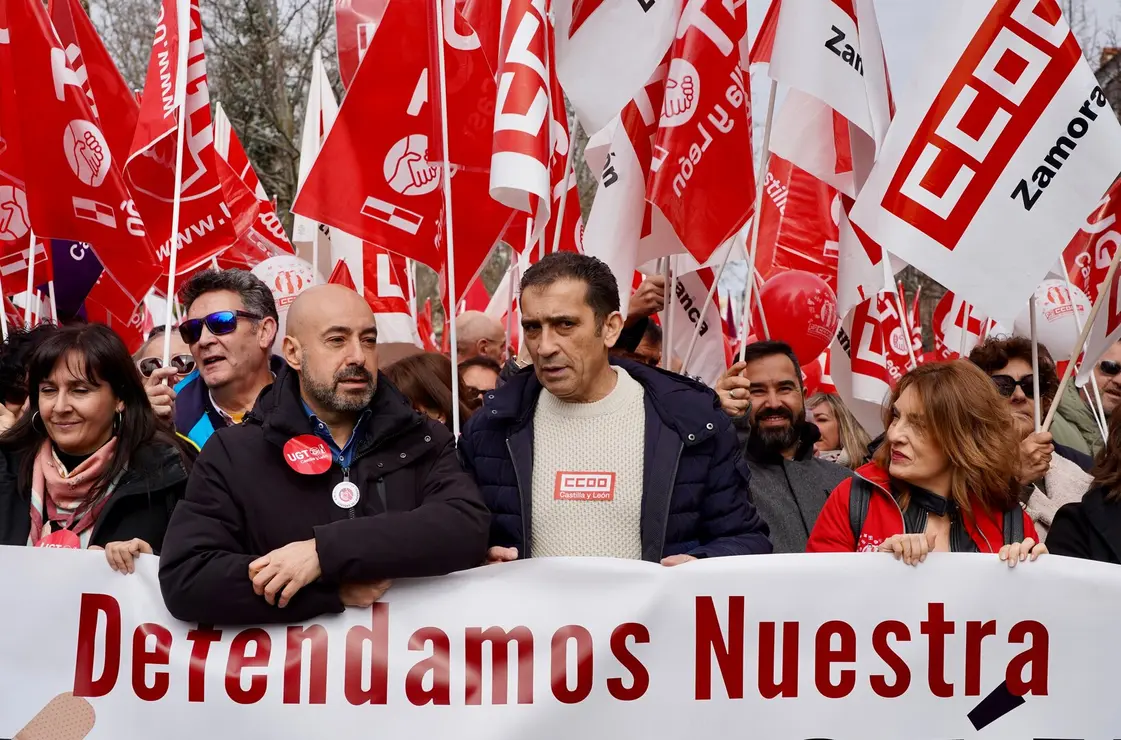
[751,271,839,365]
[801,356,823,396]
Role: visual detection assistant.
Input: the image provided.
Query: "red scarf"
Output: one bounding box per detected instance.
[27,438,119,547]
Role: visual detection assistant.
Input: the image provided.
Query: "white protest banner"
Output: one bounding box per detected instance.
[849,0,1121,324]
[2,547,1121,739]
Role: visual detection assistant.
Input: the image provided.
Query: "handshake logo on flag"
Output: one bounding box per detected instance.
[63,120,109,188]
[384,134,440,196]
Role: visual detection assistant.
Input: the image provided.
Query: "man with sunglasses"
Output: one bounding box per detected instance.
[165,270,286,451]
[159,284,488,624]
[1092,342,1121,419]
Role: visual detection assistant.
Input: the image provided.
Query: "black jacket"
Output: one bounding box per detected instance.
[1047,486,1121,564]
[459,359,771,560]
[0,440,188,550]
[159,364,490,625]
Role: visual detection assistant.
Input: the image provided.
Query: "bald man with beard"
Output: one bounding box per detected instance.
[159,285,489,625]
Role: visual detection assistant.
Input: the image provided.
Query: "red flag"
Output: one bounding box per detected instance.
[336,0,389,88]
[417,298,438,352]
[647,3,754,265]
[459,277,490,313]
[757,154,840,292]
[328,258,358,290]
[49,0,139,169]
[85,276,145,351]
[125,0,250,276]
[2,0,159,308]
[213,106,288,257]
[1063,178,1121,304]
[292,0,512,300]
[749,0,779,65]
[0,238,49,295]
[539,23,583,258]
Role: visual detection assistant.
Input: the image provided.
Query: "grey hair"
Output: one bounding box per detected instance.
[178,269,279,322]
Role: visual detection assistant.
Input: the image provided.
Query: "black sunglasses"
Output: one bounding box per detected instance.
[179,310,261,345]
[1100,360,1121,377]
[991,374,1035,399]
[138,354,196,378]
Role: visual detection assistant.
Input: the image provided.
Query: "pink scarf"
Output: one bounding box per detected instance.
[28,438,119,547]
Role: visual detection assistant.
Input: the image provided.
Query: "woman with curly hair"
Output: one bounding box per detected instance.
[807,361,1045,566]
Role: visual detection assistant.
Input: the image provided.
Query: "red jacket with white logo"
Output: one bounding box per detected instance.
[806,462,1038,554]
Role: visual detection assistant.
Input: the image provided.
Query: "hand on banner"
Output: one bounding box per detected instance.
[249,539,322,608]
[0,398,29,434]
[715,362,751,417]
[999,538,1048,568]
[660,554,697,566]
[144,367,179,422]
[1017,432,1054,485]
[340,579,393,608]
[627,276,665,323]
[485,546,518,565]
[90,538,153,574]
[877,532,938,566]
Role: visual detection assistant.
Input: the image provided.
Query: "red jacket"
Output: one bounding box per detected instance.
[806,462,1038,554]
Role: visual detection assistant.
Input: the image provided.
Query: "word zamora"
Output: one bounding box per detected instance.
[71,594,1047,706]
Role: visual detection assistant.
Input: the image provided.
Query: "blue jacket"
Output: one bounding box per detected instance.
[173,356,287,451]
[458,359,772,561]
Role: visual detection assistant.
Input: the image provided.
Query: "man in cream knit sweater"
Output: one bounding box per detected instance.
[459,253,771,564]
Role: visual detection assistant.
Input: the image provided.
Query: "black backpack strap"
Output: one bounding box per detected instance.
[1003,506,1025,546]
[848,476,873,547]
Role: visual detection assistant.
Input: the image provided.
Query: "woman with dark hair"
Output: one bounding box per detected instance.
[0,324,190,572]
[808,361,1045,565]
[384,352,478,429]
[1049,410,1121,564]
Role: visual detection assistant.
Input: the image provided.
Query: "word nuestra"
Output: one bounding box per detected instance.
[72,594,1047,707]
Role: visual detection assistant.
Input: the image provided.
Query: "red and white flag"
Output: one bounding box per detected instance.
[125,0,249,276]
[850,0,1121,323]
[2,0,160,308]
[213,104,293,258]
[291,0,512,300]
[473,0,554,241]
[336,0,388,88]
[1062,177,1121,303]
[553,0,682,135]
[0,238,49,296]
[768,0,892,147]
[931,289,994,362]
[1078,266,1121,383]
[646,0,754,266]
[668,265,726,386]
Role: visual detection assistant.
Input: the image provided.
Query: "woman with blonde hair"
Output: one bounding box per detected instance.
[807,392,871,469]
[807,361,1044,566]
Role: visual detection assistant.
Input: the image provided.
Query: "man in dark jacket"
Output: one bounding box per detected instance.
[159,285,489,624]
[459,253,770,564]
[716,341,852,553]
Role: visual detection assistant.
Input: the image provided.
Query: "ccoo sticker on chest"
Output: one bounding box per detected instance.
[553,472,616,502]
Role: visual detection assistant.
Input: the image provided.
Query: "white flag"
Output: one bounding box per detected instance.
[850,0,1121,323]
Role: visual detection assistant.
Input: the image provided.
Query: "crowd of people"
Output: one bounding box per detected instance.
[0,252,1119,625]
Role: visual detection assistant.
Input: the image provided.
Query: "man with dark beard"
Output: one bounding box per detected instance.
[715,341,852,553]
[159,284,489,624]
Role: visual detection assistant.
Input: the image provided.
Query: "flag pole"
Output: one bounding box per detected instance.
[434,0,462,437]
[884,261,917,369]
[161,0,191,367]
[47,280,58,325]
[550,150,574,255]
[505,260,516,359]
[1043,243,1121,432]
[738,79,777,363]
[958,303,972,358]
[1029,294,1042,432]
[751,267,772,339]
[1058,255,1108,440]
[23,234,36,328]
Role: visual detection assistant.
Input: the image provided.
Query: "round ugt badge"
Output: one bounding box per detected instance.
[332,481,360,510]
[284,435,332,475]
[37,528,80,549]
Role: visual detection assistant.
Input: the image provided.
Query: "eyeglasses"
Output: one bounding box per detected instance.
[991,374,1035,399]
[178,310,261,345]
[137,354,196,378]
[1100,360,1121,377]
